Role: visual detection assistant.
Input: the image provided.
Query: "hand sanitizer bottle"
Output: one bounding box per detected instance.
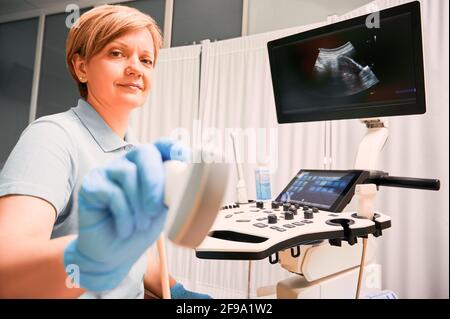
[255,167,272,201]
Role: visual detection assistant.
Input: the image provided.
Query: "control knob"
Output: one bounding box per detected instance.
[268,214,278,224]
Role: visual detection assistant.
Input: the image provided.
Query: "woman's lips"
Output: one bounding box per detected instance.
[116,83,144,91]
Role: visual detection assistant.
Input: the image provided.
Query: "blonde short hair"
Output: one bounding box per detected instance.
[66,4,163,99]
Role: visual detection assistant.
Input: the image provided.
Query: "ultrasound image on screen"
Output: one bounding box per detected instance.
[276,171,358,210]
[312,41,379,97]
[271,12,418,115]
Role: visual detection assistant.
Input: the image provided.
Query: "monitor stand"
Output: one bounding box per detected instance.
[354,118,389,170]
[267,118,388,299]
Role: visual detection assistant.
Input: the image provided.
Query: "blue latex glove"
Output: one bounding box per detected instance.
[170,283,213,299]
[64,140,188,292]
[154,137,191,162]
[363,290,398,299]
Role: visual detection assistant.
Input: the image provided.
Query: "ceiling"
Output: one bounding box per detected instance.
[0,0,123,16]
[0,1,70,15]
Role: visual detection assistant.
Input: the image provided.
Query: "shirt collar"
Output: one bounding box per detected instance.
[71,98,136,152]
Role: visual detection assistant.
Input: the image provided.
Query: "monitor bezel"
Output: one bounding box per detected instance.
[275,169,370,212]
[267,1,426,124]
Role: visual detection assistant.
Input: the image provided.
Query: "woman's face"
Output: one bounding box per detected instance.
[84,28,155,110]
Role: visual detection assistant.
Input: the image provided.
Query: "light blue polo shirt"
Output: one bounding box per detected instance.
[0,98,148,299]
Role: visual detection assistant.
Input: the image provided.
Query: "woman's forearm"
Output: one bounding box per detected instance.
[0,235,86,298]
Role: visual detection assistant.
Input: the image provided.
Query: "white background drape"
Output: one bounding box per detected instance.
[131,0,448,299]
[130,44,201,143]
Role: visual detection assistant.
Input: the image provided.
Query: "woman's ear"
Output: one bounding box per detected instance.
[72,53,88,83]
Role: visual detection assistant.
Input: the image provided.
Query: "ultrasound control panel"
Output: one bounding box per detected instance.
[195,169,391,260]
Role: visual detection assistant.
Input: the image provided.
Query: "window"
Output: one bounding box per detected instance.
[36,8,91,118]
[121,0,165,32]
[0,18,38,168]
[171,0,242,47]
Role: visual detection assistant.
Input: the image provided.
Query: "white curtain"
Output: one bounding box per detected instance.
[330,0,449,298]
[130,44,201,142]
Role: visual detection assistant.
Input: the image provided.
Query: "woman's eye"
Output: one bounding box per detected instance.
[142,58,153,66]
[110,50,124,57]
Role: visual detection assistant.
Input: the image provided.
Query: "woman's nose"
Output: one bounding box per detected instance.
[125,56,143,77]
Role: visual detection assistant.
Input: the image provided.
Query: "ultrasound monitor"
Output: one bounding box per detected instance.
[267,1,425,123]
[275,170,370,212]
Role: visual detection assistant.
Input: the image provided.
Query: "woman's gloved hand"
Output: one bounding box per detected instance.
[64,139,189,292]
[154,137,191,162]
[170,283,213,299]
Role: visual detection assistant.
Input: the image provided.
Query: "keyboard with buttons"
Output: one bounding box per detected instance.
[195,200,391,260]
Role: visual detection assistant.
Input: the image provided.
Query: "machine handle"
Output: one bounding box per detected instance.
[367,175,440,191]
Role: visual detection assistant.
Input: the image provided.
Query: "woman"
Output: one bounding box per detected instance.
[0,5,210,299]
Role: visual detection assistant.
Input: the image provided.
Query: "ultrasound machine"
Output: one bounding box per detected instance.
[190,2,440,299]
